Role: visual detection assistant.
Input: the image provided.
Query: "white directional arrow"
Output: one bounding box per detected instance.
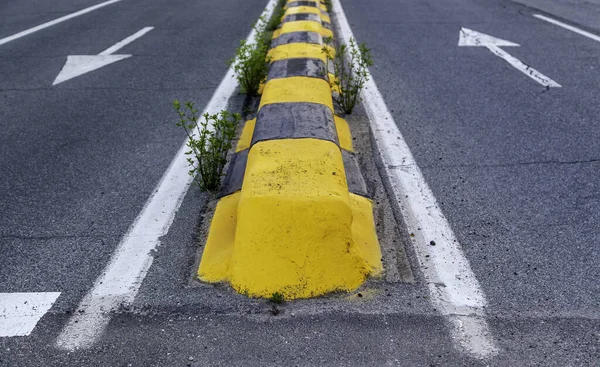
[458,28,561,88]
[0,292,61,337]
[53,27,153,85]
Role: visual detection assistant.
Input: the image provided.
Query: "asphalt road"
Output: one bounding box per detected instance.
[1,0,600,365]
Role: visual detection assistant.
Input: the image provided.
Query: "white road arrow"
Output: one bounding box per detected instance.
[0,292,61,337]
[53,27,153,85]
[458,28,561,88]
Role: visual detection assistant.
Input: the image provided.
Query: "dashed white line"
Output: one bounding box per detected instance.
[0,0,123,47]
[55,0,278,351]
[533,14,600,43]
[330,0,499,359]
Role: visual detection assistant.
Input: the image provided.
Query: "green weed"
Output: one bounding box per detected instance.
[229,17,271,96]
[269,292,285,304]
[266,0,287,32]
[173,100,241,192]
[322,37,373,114]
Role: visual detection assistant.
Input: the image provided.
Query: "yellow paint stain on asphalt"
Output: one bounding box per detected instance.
[260,76,333,111]
[334,115,353,152]
[236,118,256,152]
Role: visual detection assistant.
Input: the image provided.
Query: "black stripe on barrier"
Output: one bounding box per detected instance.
[219,149,248,198]
[341,150,369,198]
[282,13,321,24]
[271,31,322,49]
[286,1,319,8]
[251,103,338,147]
[267,58,328,81]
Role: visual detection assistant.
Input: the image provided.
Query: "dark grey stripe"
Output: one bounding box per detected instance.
[268,58,328,81]
[219,149,248,198]
[282,13,321,24]
[286,1,319,8]
[252,103,338,146]
[342,150,369,197]
[322,21,331,29]
[270,31,321,49]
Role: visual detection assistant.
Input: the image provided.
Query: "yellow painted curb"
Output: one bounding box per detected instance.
[267,43,327,63]
[284,6,320,15]
[334,115,353,152]
[236,118,256,152]
[199,139,382,299]
[197,3,383,300]
[260,76,333,112]
[198,192,240,282]
[277,20,333,39]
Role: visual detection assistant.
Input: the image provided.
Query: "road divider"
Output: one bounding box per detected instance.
[198,0,382,299]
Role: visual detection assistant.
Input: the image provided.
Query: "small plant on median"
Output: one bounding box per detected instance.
[229,17,271,97]
[266,0,287,32]
[269,292,285,304]
[322,37,373,114]
[324,0,333,12]
[173,100,241,192]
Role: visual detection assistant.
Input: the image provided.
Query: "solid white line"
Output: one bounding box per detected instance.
[55,0,278,351]
[98,27,154,56]
[0,0,122,47]
[330,0,498,359]
[0,292,61,337]
[533,14,600,43]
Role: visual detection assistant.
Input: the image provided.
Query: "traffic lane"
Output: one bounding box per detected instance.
[0,0,106,39]
[341,0,600,313]
[2,313,467,366]
[0,0,268,312]
[512,0,600,35]
[343,0,600,169]
[422,162,600,316]
[0,0,257,89]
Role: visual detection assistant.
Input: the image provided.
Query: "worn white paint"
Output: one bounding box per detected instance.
[330,0,499,359]
[459,28,561,88]
[53,27,153,85]
[55,0,279,351]
[0,292,61,337]
[533,14,600,43]
[0,0,122,47]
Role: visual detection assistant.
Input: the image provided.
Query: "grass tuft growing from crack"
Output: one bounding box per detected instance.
[322,37,373,114]
[269,292,285,304]
[173,100,241,192]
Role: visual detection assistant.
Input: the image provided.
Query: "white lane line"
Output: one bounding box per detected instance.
[533,14,600,43]
[330,0,499,359]
[0,292,61,337]
[55,0,278,351]
[98,27,154,55]
[0,0,122,47]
